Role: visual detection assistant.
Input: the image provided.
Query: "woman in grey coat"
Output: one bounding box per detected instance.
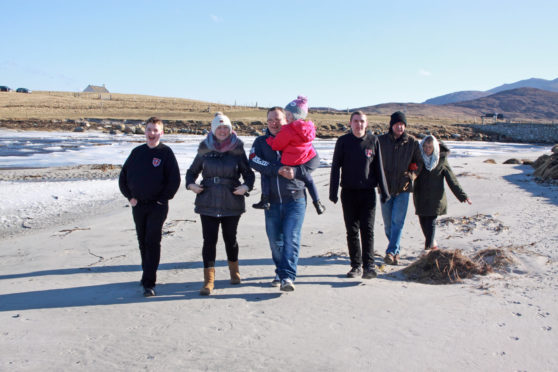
[186,112,255,295]
[413,135,471,250]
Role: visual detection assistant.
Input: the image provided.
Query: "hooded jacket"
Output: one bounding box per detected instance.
[413,141,468,216]
[265,119,317,166]
[378,131,422,195]
[186,137,255,217]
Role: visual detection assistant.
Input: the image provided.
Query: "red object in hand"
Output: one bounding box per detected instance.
[408,163,418,171]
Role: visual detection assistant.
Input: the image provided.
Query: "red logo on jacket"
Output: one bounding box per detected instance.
[152,158,161,167]
[365,149,373,158]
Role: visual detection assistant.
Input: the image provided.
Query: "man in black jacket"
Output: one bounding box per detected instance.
[378,111,422,265]
[329,111,390,279]
[119,117,181,296]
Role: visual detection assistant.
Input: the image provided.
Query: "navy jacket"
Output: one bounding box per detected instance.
[119,143,181,204]
[249,129,307,204]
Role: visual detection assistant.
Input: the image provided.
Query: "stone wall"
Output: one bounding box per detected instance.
[466,123,558,144]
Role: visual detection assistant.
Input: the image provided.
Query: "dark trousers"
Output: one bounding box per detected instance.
[419,215,437,248]
[132,202,169,288]
[341,188,376,268]
[200,214,241,268]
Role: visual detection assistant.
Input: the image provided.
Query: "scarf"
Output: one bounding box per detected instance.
[204,131,239,153]
[420,135,440,171]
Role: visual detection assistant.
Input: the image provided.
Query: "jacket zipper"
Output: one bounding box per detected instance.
[275,150,282,204]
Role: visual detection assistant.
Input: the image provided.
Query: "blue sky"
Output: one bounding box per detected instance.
[1,0,557,109]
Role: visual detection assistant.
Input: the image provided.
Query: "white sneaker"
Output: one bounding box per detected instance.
[280,279,295,292]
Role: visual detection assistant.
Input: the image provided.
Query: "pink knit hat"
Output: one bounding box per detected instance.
[285,95,308,120]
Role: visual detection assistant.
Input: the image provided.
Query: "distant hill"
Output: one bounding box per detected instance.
[487,77,558,94]
[424,91,489,105]
[347,102,480,121]
[424,77,558,105]
[448,87,558,120]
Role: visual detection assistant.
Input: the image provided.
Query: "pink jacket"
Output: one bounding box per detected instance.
[266,119,317,166]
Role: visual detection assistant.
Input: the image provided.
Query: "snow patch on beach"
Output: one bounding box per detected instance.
[0,179,120,236]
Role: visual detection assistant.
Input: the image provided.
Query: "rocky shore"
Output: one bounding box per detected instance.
[0,118,503,142]
[0,164,122,182]
[533,144,558,184]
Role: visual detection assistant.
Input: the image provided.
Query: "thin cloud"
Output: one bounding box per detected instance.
[419,69,432,77]
[210,14,222,23]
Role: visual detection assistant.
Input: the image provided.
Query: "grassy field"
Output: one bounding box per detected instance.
[0,90,481,128]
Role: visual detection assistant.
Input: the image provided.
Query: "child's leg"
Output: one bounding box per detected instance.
[252,175,270,209]
[260,175,269,201]
[302,174,319,203]
[299,155,320,202]
[299,155,325,214]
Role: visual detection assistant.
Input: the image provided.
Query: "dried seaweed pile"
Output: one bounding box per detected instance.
[472,248,515,270]
[402,249,510,284]
[438,214,508,234]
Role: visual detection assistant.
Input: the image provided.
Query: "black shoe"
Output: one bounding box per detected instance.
[313,200,326,215]
[362,267,378,279]
[252,200,270,210]
[346,267,362,278]
[143,286,155,297]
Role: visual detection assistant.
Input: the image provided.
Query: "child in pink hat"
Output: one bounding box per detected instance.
[253,95,325,214]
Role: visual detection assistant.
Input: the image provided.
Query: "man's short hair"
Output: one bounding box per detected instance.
[350,110,366,122]
[267,106,285,116]
[145,116,164,128]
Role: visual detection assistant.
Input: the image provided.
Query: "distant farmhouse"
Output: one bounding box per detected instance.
[83,84,109,93]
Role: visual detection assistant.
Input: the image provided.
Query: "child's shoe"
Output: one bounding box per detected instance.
[313,200,325,215]
[252,196,270,210]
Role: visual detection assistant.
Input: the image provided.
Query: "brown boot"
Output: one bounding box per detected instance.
[228,261,241,284]
[200,267,215,296]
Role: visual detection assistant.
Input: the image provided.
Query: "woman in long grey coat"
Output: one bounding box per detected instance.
[186,112,255,295]
[413,135,471,250]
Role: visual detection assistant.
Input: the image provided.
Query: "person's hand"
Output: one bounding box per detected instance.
[129,198,138,207]
[404,171,417,182]
[188,184,204,194]
[278,166,295,180]
[233,185,249,195]
[464,198,472,205]
[329,195,338,204]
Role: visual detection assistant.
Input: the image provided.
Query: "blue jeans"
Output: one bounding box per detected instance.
[264,197,306,281]
[380,192,410,255]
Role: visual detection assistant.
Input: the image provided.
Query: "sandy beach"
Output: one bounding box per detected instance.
[1,150,557,371]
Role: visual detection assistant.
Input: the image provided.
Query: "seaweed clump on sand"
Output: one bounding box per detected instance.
[403,249,513,284]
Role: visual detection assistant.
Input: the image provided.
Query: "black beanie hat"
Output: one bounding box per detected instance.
[390,111,407,127]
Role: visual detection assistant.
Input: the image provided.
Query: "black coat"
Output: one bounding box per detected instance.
[413,143,468,216]
[378,132,423,195]
[329,131,390,202]
[186,138,255,217]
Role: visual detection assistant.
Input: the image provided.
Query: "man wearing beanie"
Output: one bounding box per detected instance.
[378,111,422,265]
